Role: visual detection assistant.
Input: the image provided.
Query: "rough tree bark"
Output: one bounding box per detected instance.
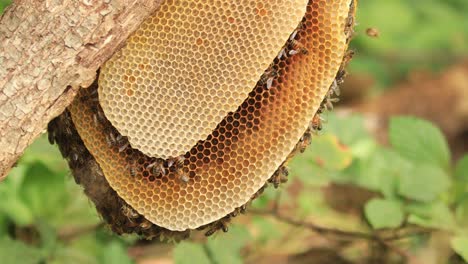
[0,0,164,180]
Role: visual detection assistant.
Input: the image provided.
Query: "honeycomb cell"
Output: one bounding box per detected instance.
[99,0,309,159]
[68,0,355,232]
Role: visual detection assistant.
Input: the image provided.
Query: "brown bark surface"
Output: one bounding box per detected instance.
[0,0,163,180]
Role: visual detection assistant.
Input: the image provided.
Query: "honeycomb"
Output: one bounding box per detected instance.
[99,0,309,159]
[68,0,355,232]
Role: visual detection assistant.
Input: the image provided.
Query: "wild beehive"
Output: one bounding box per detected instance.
[48,0,357,239]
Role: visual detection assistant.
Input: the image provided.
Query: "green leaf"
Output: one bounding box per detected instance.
[19,161,69,222]
[298,192,317,215]
[302,134,353,171]
[101,241,133,264]
[324,113,373,146]
[398,164,450,202]
[364,198,404,229]
[252,217,282,243]
[36,221,58,254]
[356,148,410,197]
[174,242,211,264]
[451,236,468,262]
[406,201,455,230]
[389,117,450,169]
[0,163,34,226]
[456,194,468,227]
[0,0,11,14]
[0,237,43,264]
[0,215,7,236]
[455,155,468,183]
[206,225,250,264]
[51,246,98,264]
[0,197,34,226]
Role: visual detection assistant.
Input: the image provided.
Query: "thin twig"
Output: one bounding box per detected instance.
[378,239,423,264]
[250,209,433,243]
[251,209,375,240]
[58,222,105,242]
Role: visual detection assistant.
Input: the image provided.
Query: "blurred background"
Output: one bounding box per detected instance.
[1,0,468,263]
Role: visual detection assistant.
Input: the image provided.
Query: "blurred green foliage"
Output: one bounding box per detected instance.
[1,0,468,263]
[350,0,468,89]
[0,0,9,13]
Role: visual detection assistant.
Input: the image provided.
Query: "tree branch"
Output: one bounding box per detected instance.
[250,208,433,242]
[0,0,164,180]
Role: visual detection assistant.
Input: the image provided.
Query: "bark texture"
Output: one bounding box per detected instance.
[0,0,164,180]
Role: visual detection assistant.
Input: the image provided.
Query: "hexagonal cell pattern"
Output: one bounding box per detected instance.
[99,0,309,159]
[69,0,353,231]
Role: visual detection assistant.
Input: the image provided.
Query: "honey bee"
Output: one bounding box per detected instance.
[251,184,267,200]
[260,69,278,89]
[324,96,340,111]
[311,114,323,131]
[80,88,98,102]
[105,131,117,147]
[139,219,153,230]
[298,131,312,153]
[174,155,185,170]
[118,141,129,153]
[147,159,165,177]
[105,134,113,146]
[47,129,56,144]
[205,219,229,237]
[335,69,347,84]
[121,204,139,220]
[239,204,247,214]
[345,6,356,39]
[96,109,106,122]
[277,47,287,60]
[128,166,137,177]
[179,173,190,184]
[289,29,299,41]
[289,40,308,55]
[269,166,289,188]
[93,113,99,126]
[330,79,340,96]
[71,152,79,162]
[167,155,185,173]
[366,27,380,38]
[63,125,73,136]
[342,50,355,67]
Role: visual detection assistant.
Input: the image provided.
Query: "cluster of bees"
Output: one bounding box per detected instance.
[80,85,193,186]
[261,26,309,91]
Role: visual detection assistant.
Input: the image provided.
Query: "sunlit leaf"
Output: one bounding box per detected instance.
[406,201,455,230]
[303,134,353,171]
[174,242,211,264]
[0,0,10,14]
[252,217,282,243]
[206,225,250,264]
[455,194,468,227]
[356,148,410,197]
[19,162,69,223]
[398,164,450,202]
[0,237,43,264]
[324,113,373,147]
[455,155,468,183]
[101,241,133,264]
[0,197,34,226]
[389,117,450,169]
[364,198,404,229]
[451,236,468,262]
